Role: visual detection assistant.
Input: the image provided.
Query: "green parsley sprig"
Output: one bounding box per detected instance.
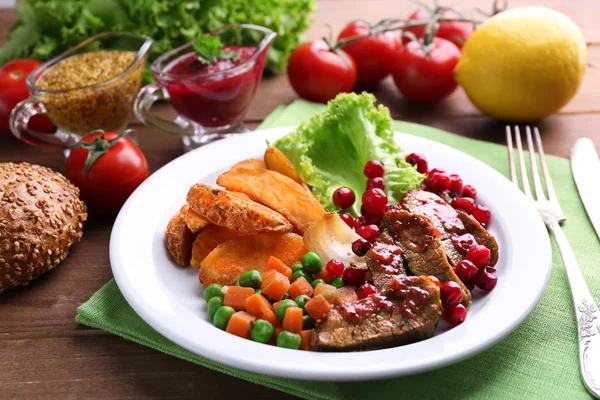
[192,33,239,65]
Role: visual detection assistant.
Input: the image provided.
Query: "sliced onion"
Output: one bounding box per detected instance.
[303,212,366,268]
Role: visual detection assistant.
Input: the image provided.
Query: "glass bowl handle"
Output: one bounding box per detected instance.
[134,84,196,136]
[9,98,71,149]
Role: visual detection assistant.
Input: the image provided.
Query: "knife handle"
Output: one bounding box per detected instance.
[547,219,600,398]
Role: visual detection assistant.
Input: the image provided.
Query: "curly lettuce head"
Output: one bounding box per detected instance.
[274,93,425,216]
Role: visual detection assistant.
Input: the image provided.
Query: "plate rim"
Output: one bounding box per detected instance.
[110,125,552,381]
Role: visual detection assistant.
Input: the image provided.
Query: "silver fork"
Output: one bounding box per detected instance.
[507,126,600,398]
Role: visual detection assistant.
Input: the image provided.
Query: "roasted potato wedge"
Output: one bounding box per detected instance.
[165,205,195,267]
[231,158,266,170]
[185,207,210,233]
[264,147,305,186]
[217,168,325,233]
[190,225,250,268]
[200,232,307,285]
[186,184,292,233]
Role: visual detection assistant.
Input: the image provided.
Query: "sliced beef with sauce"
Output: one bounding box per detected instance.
[311,276,442,351]
[383,208,472,307]
[365,230,406,291]
[401,190,498,267]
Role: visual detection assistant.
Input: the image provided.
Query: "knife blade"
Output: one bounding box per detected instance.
[571,138,600,240]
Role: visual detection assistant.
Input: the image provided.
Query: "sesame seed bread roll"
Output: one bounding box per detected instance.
[0,163,87,293]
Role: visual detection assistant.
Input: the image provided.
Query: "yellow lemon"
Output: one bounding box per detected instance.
[454,7,587,121]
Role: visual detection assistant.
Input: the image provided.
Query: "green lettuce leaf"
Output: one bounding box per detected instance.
[0,0,315,75]
[274,93,425,216]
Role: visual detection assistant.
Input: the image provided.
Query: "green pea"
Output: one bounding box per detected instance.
[294,294,311,311]
[330,276,346,289]
[291,263,304,273]
[254,288,262,295]
[239,269,263,288]
[204,284,224,302]
[302,315,316,330]
[301,252,323,274]
[250,319,275,344]
[275,299,299,321]
[276,330,302,349]
[207,297,224,320]
[291,269,312,282]
[311,278,325,288]
[213,306,235,330]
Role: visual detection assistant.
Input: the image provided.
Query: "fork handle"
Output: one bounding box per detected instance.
[547,219,600,398]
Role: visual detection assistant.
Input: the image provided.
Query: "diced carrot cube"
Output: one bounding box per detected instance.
[226,311,256,339]
[223,286,255,311]
[261,269,290,301]
[289,276,314,299]
[300,329,313,351]
[336,286,358,304]
[265,256,293,279]
[313,268,332,283]
[282,306,303,333]
[246,293,279,326]
[314,283,337,304]
[305,294,332,320]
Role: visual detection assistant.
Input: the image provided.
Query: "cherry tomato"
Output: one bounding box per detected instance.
[337,21,401,84]
[0,59,54,135]
[66,132,149,213]
[287,40,357,103]
[402,9,473,49]
[391,37,460,104]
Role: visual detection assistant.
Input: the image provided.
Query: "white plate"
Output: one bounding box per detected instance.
[110,126,551,381]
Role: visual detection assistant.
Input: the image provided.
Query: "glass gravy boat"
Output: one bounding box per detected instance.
[134,24,276,151]
[10,32,153,148]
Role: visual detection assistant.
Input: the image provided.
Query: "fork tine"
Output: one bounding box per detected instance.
[525,126,546,200]
[505,126,518,185]
[514,126,532,198]
[533,127,559,204]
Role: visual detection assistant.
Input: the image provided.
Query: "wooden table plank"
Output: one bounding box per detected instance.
[0,335,296,400]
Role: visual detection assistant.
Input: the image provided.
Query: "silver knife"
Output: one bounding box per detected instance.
[571,138,600,240]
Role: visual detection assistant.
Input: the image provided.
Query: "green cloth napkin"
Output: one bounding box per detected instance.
[77,100,600,400]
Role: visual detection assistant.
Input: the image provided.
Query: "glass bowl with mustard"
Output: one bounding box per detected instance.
[9,32,153,148]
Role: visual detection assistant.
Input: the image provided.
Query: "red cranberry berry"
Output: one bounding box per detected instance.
[343,265,367,286]
[406,153,428,174]
[427,275,441,288]
[466,244,491,268]
[360,224,380,242]
[364,160,385,178]
[448,174,463,195]
[474,267,498,291]
[351,238,371,257]
[367,177,386,190]
[326,259,345,277]
[360,204,370,217]
[440,281,463,307]
[366,213,384,227]
[339,212,354,228]
[362,188,388,215]
[356,282,378,299]
[427,172,450,192]
[354,215,368,229]
[444,303,467,327]
[429,167,447,176]
[472,205,491,226]
[452,197,476,214]
[454,260,479,284]
[462,184,477,200]
[333,187,356,209]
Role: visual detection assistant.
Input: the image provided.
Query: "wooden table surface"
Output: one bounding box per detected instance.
[0,1,599,398]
